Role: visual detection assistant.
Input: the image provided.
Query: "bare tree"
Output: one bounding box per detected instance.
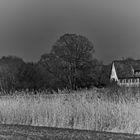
[40,34,95,90]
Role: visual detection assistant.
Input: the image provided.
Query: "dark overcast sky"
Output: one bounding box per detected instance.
[0,0,140,64]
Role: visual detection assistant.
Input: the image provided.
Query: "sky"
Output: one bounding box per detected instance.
[0,0,140,64]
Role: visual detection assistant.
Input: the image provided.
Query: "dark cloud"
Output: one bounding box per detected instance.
[0,0,140,63]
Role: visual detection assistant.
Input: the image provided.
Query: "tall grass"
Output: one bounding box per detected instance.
[0,88,140,134]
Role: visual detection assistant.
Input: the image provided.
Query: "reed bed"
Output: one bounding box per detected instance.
[0,88,139,134]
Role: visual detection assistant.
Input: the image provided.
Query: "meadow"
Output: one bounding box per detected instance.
[0,87,139,134]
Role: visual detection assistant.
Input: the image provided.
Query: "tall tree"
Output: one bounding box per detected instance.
[40,34,95,90]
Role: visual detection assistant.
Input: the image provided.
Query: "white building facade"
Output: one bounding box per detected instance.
[110,61,140,87]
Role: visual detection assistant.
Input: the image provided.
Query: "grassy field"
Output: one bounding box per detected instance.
[0,87,139,134]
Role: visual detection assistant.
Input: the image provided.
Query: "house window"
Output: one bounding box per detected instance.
[135,71,140,76]
[134,71,140,76]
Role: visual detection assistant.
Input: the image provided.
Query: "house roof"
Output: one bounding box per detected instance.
[113,60,140,79]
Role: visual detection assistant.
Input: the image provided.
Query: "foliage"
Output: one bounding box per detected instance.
[0,56,24,92]
[0,34,107,91]
[98,64,112,87]
[40,34,101,90]
[17,62,44,90]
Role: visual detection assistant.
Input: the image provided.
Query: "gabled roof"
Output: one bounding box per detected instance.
[113,60,140,79]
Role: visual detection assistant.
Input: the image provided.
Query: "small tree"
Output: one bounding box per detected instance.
[17,62,45,90]
[0,56,24,92]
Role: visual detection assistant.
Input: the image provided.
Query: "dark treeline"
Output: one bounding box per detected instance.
[0,34,112,92]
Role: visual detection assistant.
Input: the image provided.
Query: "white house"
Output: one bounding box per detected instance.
[110,60,140,87]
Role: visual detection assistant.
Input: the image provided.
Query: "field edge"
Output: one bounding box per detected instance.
[0,124,139,140]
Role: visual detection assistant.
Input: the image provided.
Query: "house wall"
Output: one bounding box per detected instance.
[110,62,140,87]
[118,78,140,87]
[110,63,118,81]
